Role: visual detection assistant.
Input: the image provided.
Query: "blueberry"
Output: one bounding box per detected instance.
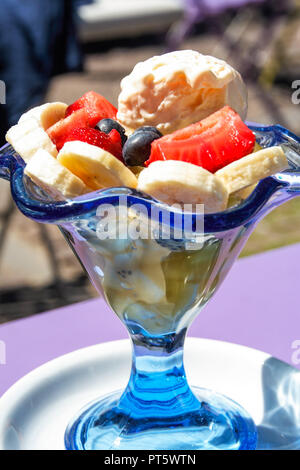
[123,129,161,166]
[135,126,162,138]
[96,118,127,146]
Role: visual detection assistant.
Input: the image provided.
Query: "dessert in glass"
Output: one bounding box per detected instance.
[1,51,300,450]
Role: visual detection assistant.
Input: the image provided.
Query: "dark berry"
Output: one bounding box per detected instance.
[96,118,127,146]
[135,126,162,138]
[122,129,161,166]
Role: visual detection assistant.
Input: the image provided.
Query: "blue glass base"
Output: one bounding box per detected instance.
[65,387,257,450]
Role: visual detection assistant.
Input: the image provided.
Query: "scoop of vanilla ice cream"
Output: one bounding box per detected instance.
[117,50,247,135]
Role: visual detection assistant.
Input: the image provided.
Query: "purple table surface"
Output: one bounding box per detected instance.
[1,243,300,397]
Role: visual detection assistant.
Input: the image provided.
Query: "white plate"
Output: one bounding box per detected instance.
[0,338,299,450]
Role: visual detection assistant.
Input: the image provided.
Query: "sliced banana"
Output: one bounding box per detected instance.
[6,117,40,143]
[6,125,58,163]
[18,102,67,130]
[103,239,169,315]
[24,149,88,200]
[216,146,288,194]
[137,160,228,213]
[5,102,67,162]
[58,141,138,190]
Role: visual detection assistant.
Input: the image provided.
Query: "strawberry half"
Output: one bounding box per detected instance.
[47,109,90,151]
[146,106,256,173]
[63,127,123,161]
[65,91,118,127]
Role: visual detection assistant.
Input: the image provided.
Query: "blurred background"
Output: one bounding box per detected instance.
[0,0,299,323]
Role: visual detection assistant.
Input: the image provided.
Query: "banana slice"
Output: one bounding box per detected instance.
[5,117,40,143]
[137,160,228,213]
[6,102,67,162]
[24,149,88,200]
[58,141,138,190]
[216,146,288,194]
[18,102,67,130]
[6,125,58,163]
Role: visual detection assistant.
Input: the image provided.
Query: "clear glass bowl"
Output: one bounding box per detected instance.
[1,124,299,450]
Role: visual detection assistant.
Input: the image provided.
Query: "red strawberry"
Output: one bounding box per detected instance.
[65,91,118,127]
[108,128,122,148]
[63,127,123,161]
[47,109,90,151]
[146,106,256,173]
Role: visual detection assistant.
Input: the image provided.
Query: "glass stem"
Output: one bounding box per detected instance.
[117,329,200,418]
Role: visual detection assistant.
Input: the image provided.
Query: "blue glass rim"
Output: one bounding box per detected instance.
[0,123,299,233]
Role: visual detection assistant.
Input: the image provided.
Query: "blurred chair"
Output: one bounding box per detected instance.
[167,0,294,126]
[167,0,266,52]
[259,0,300,87]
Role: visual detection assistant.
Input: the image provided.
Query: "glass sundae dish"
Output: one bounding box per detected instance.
[1,51,300,450]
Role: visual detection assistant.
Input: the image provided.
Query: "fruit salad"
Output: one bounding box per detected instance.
[5,50,288,211]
